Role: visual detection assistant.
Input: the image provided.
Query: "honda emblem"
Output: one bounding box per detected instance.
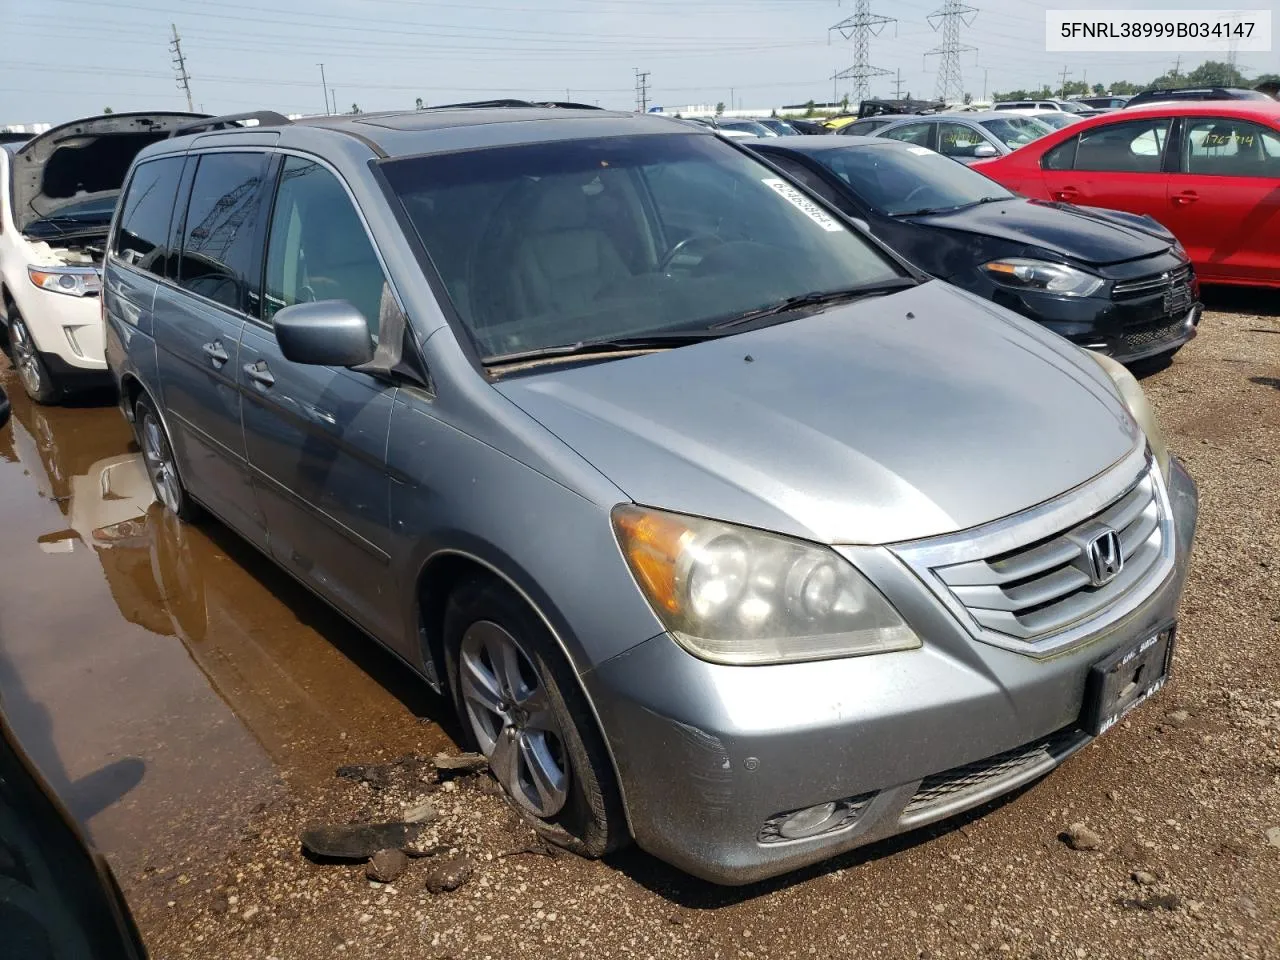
[1085,529,1124,586]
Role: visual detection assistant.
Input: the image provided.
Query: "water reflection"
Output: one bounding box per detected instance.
[0,371,446,886]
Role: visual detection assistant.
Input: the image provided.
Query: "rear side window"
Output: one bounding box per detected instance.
[1043,136,1079,170]
[112,157,184,276]
[177,152,271,313]
[881,122,932,147]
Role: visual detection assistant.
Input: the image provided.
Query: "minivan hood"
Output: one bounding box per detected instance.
[497,282,1140,545]
[11,112,206,233]
[908,198,1173,266]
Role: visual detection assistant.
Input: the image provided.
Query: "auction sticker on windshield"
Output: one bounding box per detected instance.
[761,178,844,232]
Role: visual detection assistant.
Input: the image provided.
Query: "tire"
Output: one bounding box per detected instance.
[6,312,61,405]
[133,395,201,522]
[443,577,628,858]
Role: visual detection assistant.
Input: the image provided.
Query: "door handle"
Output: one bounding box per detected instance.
[1171,191,1199,206]
[201,339,229,366]
[242,360,275,389]
[1052,187,1080,202]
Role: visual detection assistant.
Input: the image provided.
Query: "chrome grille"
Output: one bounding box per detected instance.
[899,728,1087,827]
[1112,263,1191,299]
[892,448,1175,656]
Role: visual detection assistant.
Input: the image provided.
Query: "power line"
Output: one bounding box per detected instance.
[634,68,650,112]
[1058,64,1071,98]
[924,0,977,103]
[169,22,194,111]
[892,68,905,99]
[830,0,896,105]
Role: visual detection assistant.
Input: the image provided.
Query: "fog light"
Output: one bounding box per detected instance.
[779,802,839,839]
[759,793,875,844]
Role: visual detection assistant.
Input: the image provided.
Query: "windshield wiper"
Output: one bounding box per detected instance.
[895,196,1009,218]
[482,330,723,367]
[712,277,918,330]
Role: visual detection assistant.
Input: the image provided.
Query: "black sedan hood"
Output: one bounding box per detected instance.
[907,198,1174,267]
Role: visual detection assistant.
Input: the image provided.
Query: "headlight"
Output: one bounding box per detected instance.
[28,265,102,298]
[612,506,921,665]
[1089,351,1169,480]
[982,258,1103,297]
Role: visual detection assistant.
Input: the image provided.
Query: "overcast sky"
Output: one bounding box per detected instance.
[1,0,1275,122]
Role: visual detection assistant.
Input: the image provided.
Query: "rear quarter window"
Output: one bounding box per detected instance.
[112,156,185,276]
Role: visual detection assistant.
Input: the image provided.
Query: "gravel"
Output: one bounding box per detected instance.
[128,296,1280,960]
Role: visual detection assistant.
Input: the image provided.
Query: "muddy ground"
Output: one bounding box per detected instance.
[0,292,1276,960]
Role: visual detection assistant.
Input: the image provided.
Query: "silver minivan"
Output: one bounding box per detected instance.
[104,105,1198,884]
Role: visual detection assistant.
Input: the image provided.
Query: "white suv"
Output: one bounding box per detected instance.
[0,113,201,402]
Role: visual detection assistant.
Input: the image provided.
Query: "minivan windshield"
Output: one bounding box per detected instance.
[381,133,906,361]
[813,143,1015,215]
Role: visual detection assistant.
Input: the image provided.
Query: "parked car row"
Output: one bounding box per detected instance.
[2,101,1206,887]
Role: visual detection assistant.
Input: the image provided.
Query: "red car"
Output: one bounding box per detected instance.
[974,101,1280,288]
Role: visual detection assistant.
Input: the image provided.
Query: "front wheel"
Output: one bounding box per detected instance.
[7,313,61,405]
[443,578,628,858]
[134,396,200,522]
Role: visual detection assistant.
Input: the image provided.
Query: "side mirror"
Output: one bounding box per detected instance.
[273,301,375,367]
[0,385,9,429]
[973,143,999,158]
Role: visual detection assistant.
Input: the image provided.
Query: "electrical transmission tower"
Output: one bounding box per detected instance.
[924,0,977,104]
[634,69,651,113]
[170,23,194,112]
[830,0,896,106]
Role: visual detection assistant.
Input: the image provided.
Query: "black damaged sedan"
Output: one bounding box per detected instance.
[746,136,1201,365]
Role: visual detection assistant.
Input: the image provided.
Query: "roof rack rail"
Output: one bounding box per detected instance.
[420,99,604,112]
[170,111,293,137]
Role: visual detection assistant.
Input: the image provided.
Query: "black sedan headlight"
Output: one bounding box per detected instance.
[982,258,1103,298]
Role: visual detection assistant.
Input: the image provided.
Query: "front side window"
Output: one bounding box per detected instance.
[382,133,904,360]
[263,157,388,338]
[177,152,271,312]
[1072,118,1172,172]
[1183,118,1280,177]
[112,156,185,277]
[817,144,1013,215]
[937,123,990,158]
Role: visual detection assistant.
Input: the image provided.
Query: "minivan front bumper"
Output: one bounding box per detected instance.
[586,458,1198,885]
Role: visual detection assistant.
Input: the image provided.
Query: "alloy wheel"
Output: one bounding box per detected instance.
[458,621,570,818]
[139,412,182,515]
[9,318,44,398]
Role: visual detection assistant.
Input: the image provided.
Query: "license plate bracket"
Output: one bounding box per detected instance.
[1163,283,1191,315]
[1082,625,1175,736]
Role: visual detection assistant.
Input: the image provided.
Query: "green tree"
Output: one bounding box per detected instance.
[415,97,424,110]
[1110,80,1142,96]
[1092,83,1105,95]
[102,106,113,114]
[963,92,972,105]
[1062,80,1090,97]
[350,103,361,114]
[1186,60,1247,87]
[715,101,725,115]
[840,93,850,111]
[803,99,816,117]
